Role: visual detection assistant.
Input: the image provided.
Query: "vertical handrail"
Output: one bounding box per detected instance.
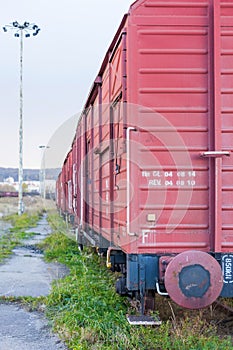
[126,127,136,236]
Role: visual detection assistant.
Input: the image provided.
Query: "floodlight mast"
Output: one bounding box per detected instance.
[3,21,40,215]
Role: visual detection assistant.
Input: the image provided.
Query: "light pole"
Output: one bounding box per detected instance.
[39,145,49,199]
[3,21,40,215]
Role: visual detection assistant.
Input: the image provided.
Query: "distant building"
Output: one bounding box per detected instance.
[25,181,40,193]
[4,177,15,184]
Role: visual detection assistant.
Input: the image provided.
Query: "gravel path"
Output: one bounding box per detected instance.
[0,214,68,350]
[0,220,12,237]
[0,303,66,350]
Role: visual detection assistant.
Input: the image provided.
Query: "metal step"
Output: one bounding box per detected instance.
[127,315,162,326]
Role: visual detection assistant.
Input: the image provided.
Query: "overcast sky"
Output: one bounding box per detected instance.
[0,0,133,169]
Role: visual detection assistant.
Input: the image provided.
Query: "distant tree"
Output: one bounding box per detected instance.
[22,183,28,193]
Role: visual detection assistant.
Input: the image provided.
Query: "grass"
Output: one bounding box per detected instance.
[38,213,233,350]
[0,212,41,261]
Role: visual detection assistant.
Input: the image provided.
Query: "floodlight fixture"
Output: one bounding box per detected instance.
[2,21,41,39]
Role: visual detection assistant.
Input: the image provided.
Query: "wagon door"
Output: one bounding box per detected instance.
[211,2,233,252]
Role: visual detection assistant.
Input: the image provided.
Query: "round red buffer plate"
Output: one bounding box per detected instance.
[164,250,223,309]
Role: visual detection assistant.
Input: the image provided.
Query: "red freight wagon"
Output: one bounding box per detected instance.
[56,173,61,213]
[57,149,74,219]
[56,170,66,216]
[56,0,233,323]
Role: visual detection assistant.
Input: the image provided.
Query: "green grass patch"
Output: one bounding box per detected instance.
[40,213,233,350]
[5,212,40,232]
[0,212,40,261]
